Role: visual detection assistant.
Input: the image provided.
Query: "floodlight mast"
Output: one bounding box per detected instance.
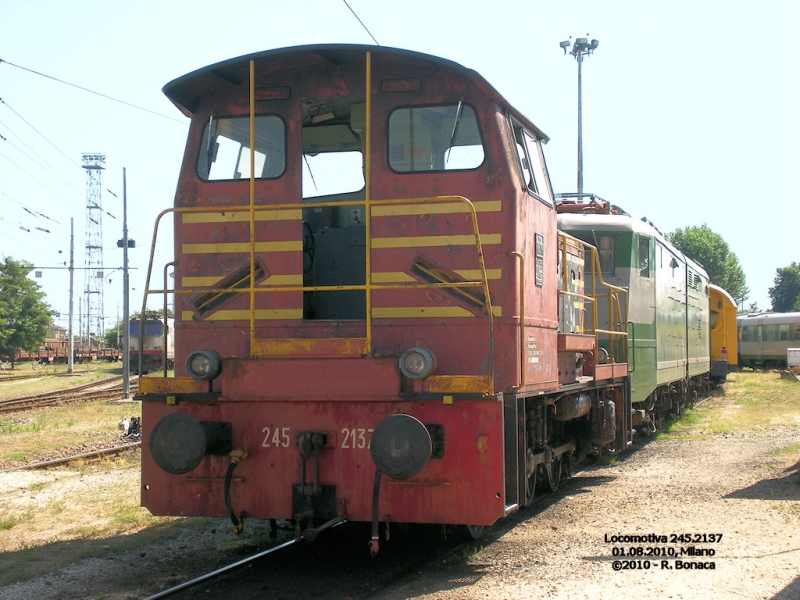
[560,36,599,199]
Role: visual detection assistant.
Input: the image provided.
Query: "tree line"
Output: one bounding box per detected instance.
[666,225,799,314]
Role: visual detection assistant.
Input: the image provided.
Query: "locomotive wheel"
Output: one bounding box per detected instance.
[524,469,537,508]
[466,525,486,540]
[561,455,572,482]
[540,457,561,493]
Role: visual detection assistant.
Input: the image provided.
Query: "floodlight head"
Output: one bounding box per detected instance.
[591,39,599,49]
[559,40,571,49]
[576,37,588,47]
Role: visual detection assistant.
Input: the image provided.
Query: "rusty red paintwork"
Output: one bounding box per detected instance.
[139,46,631,533]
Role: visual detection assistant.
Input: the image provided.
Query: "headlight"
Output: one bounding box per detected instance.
[185,350,222,381]
[399,347,435,380]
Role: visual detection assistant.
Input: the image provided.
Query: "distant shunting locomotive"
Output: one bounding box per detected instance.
[129,314,174,374]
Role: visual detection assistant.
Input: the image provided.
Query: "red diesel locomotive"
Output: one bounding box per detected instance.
[138,45,630,551]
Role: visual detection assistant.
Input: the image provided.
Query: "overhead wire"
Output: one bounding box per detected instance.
[0,117,84,194]
[342,0,380,46]
[0,97,81,169]
[0,59,187,125]
[0,59,182,325]
[0,148,82,214]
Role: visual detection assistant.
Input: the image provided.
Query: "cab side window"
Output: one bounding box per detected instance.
[510,120,552,206]
[197,115,286,180]
[638,236,651,278]
[388,103,484,172]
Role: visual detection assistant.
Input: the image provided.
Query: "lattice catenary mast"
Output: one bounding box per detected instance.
[82,153,105,348]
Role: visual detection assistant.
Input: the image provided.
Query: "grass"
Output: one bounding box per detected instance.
[659,371,800,437]
[0,369,260,589]
[0,362,124,400]
[0,399,142,464]
[772,442,800,457]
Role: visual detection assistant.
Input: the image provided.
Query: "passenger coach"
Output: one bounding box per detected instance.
[738,312,800,369]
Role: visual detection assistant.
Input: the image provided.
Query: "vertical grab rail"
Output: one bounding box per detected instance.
[248,60,257,357]
[163,261,175,377]
[510,252,525,387]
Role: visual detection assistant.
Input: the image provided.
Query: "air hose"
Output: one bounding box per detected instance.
[224,449,246,535]
[369,469,382,556]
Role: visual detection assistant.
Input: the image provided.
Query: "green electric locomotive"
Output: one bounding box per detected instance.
[557,196,710,431]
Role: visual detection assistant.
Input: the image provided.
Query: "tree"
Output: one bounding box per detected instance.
[768,262,800,312]
[0,257,55,368]
[667,224,749,306]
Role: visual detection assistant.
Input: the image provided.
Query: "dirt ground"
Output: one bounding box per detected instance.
[1,394,799,600]
[375,424,800,600]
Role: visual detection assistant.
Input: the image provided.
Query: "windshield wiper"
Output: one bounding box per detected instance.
[445,98,464,165]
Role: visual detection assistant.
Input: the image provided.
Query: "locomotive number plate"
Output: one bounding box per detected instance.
[260,426,374,449]
[340,428,374,449]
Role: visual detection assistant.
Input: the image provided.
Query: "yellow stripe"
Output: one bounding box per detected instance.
[372,306,502,318]
[181,274,304,287]
[261,274,303,286]
[372,200,502,217]
[426,375,492,394]
[181,275,225,287]
[182,241,302,254]
[185,271,500,287]
[371,269,502,283]
[181,204,499,222]
[252,337,367,357]
[183,305,501,320]
[182,309,302,321]
[372,272,416,283]
[456,269,502,280]
[182,209,301,223]
[372,234,501,249]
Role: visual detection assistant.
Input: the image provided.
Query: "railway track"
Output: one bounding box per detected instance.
[140,519,475,600]
[0,375,138,413]
[0,370,93,382]
[0,442,141,473]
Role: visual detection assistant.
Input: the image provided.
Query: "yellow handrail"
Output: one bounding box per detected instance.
[557,231,628,364]
[140,195,495,394]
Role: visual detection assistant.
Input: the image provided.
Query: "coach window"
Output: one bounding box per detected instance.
[388,104,484,172]
[793,325,800,341]
[597,236,615,275]
[197,115,286,181]
[511,121,552,206]
[638,236,650,278]
[779,325,790,341]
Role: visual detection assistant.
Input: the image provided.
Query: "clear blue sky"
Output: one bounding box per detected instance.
[1,0,797,334]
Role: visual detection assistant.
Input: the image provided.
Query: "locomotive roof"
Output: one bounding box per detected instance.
[709,283,736,307]
[163,44,548,141]
[737,312,800,324]
[558,212,708,278]
[558,212,661,236]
